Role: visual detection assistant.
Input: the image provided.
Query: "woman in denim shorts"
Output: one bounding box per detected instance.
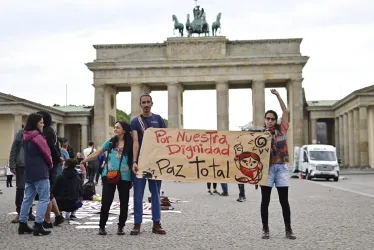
[260,89,296,240]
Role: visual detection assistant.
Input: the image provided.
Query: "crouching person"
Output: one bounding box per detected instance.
[18,113,52,236]
[53,159,83,221]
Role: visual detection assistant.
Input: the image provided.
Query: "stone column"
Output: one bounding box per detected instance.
[348,110,355,167]
[13,114,23,135]
[348,111,354,167]
[338,116,344,162]
[353,109,360,167]
[167,82,183,128]
[81,124,88,152]
[367,107,374,168]
[343,113,349,166]
[304,115,309,145]
[93,85,117,144]
[130,83,152,120]
[251,80,265,129]
[130,83,142,120]
[310,118,317,144]
[58,123,65,137]
[216,81,229,130]
[359,106,369,167]
[287,79,304,162]
[51,122,57,133]
[93,85,105,145]
[334,117,339,158]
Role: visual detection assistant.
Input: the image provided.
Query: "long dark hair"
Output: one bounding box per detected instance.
[264,110,281,131]
[113,121,133,163]
[24,113,43,132]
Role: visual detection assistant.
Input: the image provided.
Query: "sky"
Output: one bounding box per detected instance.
[1,0,373,130]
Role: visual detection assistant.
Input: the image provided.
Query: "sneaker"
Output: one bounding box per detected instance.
[207,190,213,195]
[262,228,270,239]
[213,190,219,194]
[70,214,77,220]
[286,229,296,239]
[11,215,20,224]
[236,196,245,202]
[220,192,229,196]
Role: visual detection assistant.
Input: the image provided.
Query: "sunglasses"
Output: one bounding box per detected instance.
[265,117,276,121]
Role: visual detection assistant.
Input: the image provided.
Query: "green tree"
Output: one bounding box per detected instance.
[116,109,131,123]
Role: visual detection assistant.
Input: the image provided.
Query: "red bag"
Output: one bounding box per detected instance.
[105,145,125,185]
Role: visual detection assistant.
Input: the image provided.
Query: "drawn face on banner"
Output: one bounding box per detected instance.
[239,153,260,170]
[234,143,264,184]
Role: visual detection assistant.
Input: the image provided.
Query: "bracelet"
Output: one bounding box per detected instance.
[133,161,138,164]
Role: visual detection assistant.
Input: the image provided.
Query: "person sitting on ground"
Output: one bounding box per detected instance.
[53,158,83,221]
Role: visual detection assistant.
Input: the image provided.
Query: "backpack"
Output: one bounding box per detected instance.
[82,181,96,200]
[87,147,99,169]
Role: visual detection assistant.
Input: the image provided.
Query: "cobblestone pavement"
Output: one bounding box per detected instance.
[1,176,374,250]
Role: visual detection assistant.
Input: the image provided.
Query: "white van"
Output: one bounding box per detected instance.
[296,145,340,181]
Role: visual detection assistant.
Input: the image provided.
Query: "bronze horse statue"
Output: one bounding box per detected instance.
[212,12,222,36]
[172,15,184,37]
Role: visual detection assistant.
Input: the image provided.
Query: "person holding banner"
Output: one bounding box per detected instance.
[260,89,296,240]
[130,94,167,235]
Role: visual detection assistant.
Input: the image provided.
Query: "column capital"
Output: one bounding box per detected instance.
[92,83,106,88]
[166,82,181,87]
[251,79,266,83]
[290,77,304,83]
[216,81,229,92]
[216,80,229,85]
[129,82,142,87]
[287,78,303,88]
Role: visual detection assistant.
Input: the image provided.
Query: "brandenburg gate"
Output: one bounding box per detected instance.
[86,36,309,160]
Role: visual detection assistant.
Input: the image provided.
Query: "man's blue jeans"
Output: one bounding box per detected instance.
[19,179,50,224]
[221,183,228,193]
[133,176,161,224]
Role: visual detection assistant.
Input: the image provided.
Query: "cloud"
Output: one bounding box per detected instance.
[1,0,373,130]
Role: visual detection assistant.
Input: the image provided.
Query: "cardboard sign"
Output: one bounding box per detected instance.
[137,128,272,185]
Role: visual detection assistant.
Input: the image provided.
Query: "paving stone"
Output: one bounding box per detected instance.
[1,176,374,249]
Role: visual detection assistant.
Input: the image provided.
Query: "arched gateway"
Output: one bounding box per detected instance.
[85,36,309,161]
